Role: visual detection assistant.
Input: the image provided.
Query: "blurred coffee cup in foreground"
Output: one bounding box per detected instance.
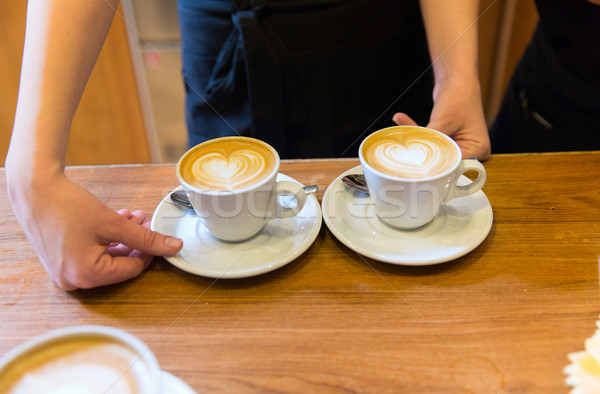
[0,325,161,394]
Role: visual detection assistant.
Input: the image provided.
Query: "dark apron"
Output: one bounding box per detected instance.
[178,0,433,158]
[490,23,600,153]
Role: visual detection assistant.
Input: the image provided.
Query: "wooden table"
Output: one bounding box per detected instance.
[1,153,599,392]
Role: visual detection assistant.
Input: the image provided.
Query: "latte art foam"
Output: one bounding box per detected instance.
[0,337,149,394]
[362,127,459,179]
[180,137,276,191]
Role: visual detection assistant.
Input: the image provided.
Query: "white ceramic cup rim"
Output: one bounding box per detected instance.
[0,325,161,393]
[358,125,462,182]
[176,136,281,195]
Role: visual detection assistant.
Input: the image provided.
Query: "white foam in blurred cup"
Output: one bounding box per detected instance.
[359,125,487,229]
[0,325,162,394]
[177,136,307,242]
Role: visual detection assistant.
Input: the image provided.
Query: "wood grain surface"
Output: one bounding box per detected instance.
[1,153,599,392]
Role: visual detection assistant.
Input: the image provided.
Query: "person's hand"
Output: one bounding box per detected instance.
[393,77,491,161]
[7,172,182,290]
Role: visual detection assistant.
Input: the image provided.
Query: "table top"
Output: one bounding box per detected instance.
[1,153,599,392]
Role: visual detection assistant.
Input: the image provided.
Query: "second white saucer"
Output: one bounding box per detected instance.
[322,166,493,266]
[151,174,322,279]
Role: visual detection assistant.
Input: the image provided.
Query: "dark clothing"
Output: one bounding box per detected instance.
[178,0,433,159]
[535,0,600,87]
[490,0,600,154]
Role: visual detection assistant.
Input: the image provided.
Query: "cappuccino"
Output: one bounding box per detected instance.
[176,136,307,242]
[178,136,277,191]
[0,335,151,394]
[359,125,486,229]
[361,126,459,179]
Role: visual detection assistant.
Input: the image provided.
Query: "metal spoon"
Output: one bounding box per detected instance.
[302,184,319,195]
[341,174,369,194]
[170,190,194,209]
[170,185,319,210]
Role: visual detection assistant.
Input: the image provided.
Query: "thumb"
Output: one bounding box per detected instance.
[392,112,419,126]
[107,214,183,256]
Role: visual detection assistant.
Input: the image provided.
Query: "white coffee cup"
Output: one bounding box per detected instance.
[359,125,487,229]
[0,325,162,394]
[176,136,307,242]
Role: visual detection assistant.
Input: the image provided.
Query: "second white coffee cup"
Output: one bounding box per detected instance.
[359,125,487,229]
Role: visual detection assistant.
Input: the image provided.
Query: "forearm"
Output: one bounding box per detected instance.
[6,0,119,184]
[419,0,480,84]
[3,1,183,290]
[401,1,490,160]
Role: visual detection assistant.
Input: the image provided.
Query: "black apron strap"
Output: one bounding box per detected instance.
[230,0,289,155]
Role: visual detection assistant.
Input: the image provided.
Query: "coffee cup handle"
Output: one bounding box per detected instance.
[444,159,487,202]
[270,181,308,219]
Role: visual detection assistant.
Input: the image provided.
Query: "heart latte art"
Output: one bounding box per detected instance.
[362,127,459,179]
[180,137,277,190]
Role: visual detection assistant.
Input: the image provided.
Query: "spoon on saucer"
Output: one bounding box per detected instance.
[170,190,194,209]
[170,185,319,210]
[341,174,369,194]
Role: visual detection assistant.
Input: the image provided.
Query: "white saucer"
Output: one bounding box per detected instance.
[322,166,493,266]
[150,174,322,279]
[162,371,196,393]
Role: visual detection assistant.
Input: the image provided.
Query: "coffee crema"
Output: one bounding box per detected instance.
[179,137,277,191]
[361,126,459,179]
[0,337,150,394]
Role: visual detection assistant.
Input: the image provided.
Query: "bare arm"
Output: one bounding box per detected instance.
[420,0,480,87]
[6,0,182,290]
[9,0,119,173]
[394,0,491,160]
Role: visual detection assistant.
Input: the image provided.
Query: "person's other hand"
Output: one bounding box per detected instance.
[393,77,491,160]
[8,172,182,290]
